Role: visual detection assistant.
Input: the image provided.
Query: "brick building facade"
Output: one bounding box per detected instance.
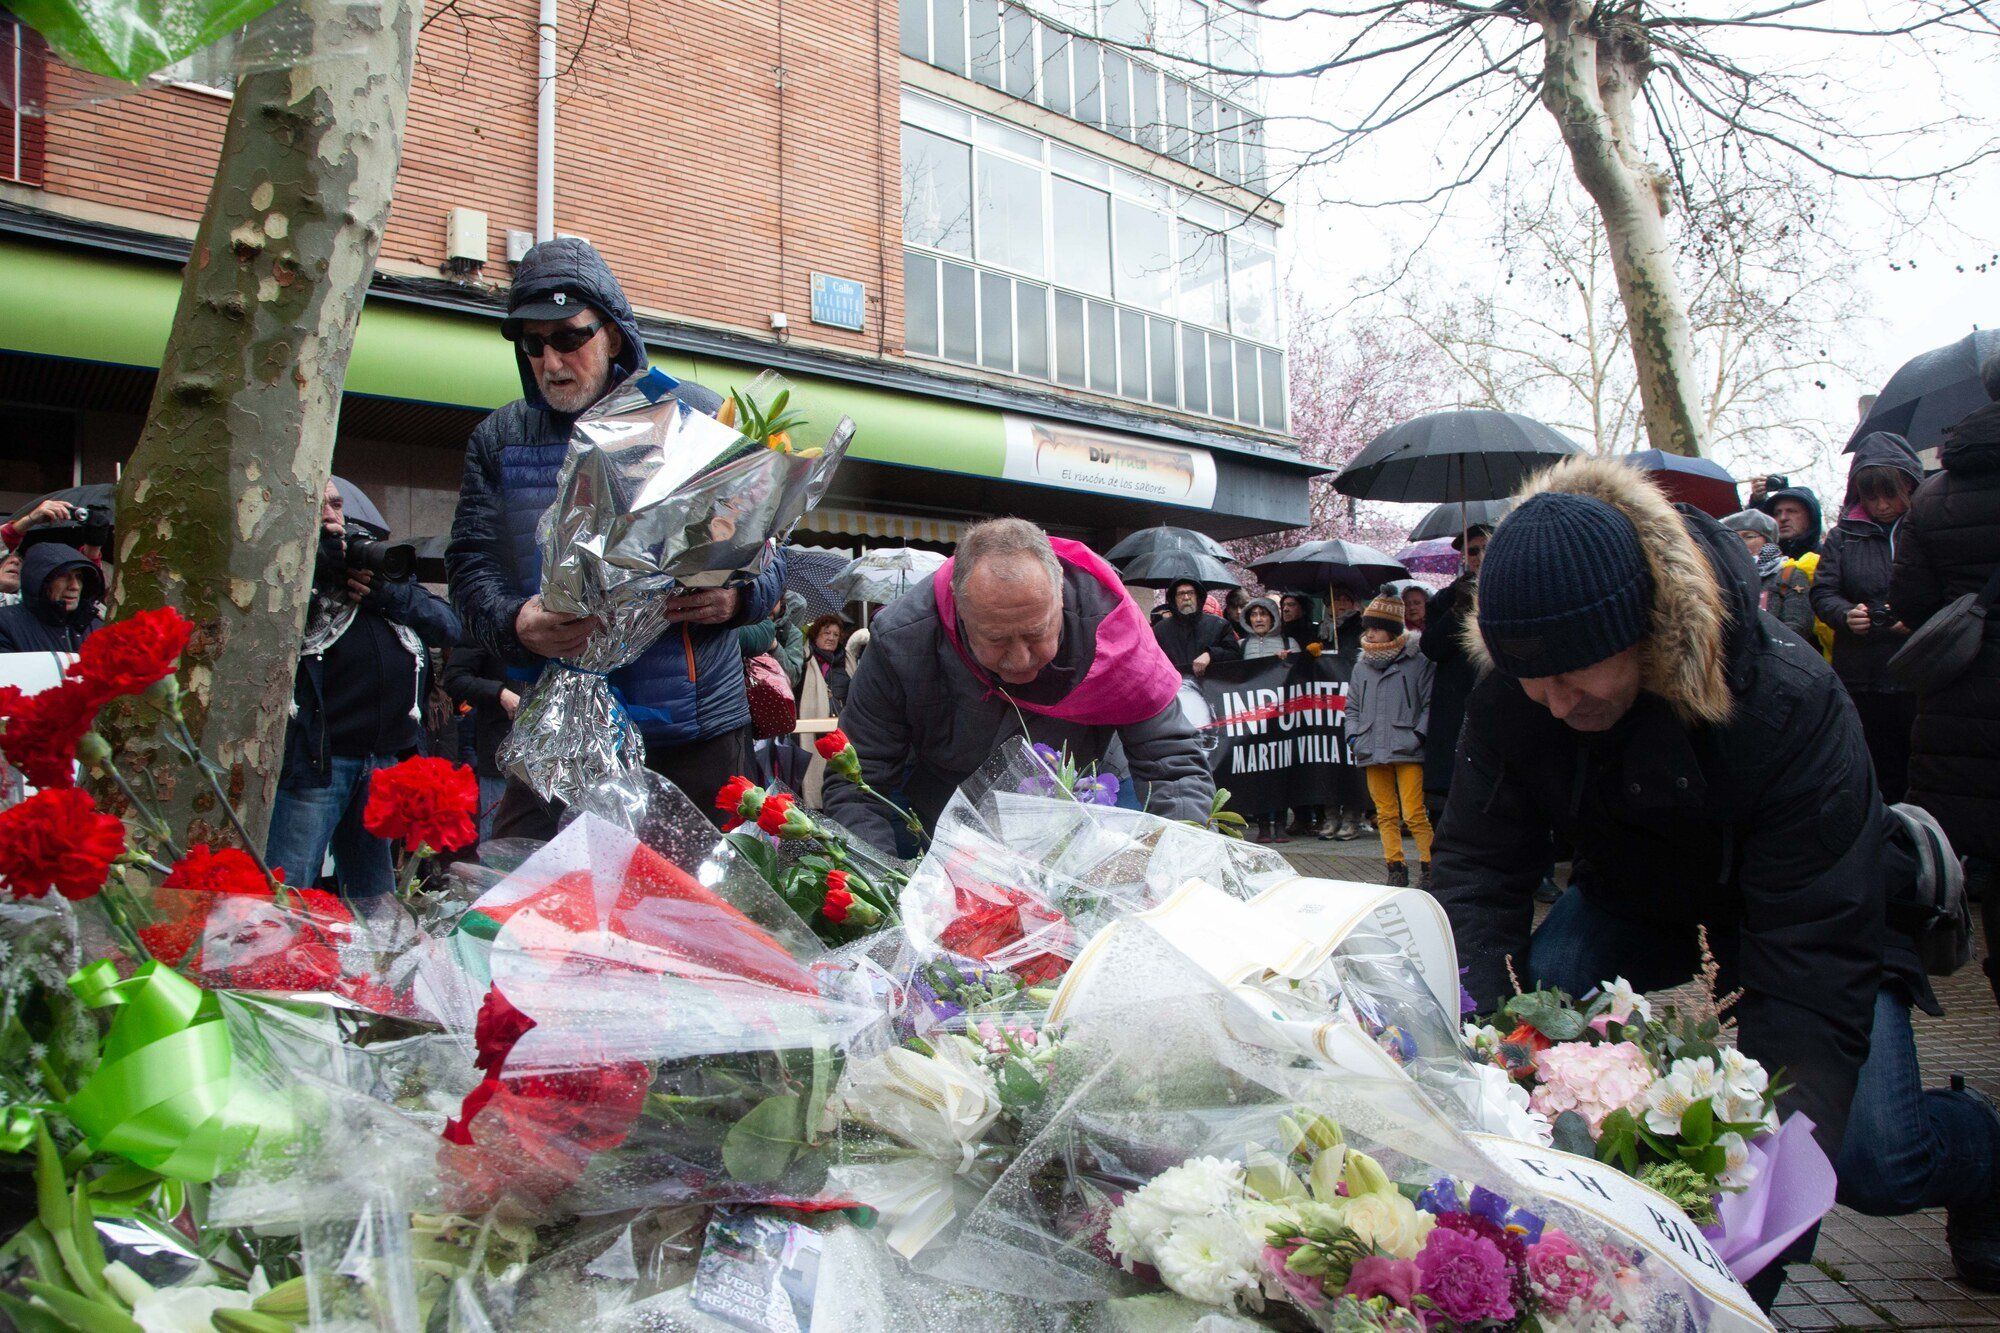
[0,0,1314,546]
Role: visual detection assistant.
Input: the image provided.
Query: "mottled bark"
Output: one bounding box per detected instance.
[101,0,420,849]
[1533,1,1708,457]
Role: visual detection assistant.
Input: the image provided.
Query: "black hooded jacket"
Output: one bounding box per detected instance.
[1151,582,1241,674]
[0,543,102,653]
[1756,484,1824,561]
[1431,456,1925,1158]
[1892,401,2000,861]
[1811,432,1926,694]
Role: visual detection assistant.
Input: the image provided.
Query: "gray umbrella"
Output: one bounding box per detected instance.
[1249,539,1406,598]
[831,548,946,608]
[1849,329,2000,452]
[1335,411,1582,504]
[1408,498,1513,543]
[1118,549,1241,593]
[331,476,390,535]
[1105,525,1233,566]
[782,545,854,619]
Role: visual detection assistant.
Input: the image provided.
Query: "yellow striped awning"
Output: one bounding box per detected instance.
[797,507,964,544]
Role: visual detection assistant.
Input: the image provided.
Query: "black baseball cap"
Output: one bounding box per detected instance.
[502,287,596,338]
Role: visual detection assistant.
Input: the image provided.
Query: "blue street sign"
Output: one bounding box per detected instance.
[809,273,867,331]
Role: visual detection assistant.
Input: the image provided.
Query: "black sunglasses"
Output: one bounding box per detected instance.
[514,319,604,357]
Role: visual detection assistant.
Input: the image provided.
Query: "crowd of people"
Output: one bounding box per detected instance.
[3,234,1996,1307]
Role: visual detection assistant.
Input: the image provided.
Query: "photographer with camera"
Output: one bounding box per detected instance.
[265,478,460,898]
[1811,433,1923,802]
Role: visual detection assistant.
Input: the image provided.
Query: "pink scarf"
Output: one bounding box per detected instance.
[934,538,1182,726]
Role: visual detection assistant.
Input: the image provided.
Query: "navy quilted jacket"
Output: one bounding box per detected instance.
[446,239,782,745]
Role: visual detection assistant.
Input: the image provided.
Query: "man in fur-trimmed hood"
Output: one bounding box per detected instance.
[1431,455,2000,1299]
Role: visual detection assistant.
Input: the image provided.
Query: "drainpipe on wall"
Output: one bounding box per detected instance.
[535,0,557,242]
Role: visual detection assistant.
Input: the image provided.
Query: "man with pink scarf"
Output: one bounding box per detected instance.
[824,518,1213,854]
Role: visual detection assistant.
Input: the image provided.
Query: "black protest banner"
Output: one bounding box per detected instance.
[1197,654,1350,813]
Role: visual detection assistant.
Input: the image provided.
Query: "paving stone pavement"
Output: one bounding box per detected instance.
[1273,841,2000,1330]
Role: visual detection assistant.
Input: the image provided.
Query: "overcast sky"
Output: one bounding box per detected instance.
[1260,0,1999,502]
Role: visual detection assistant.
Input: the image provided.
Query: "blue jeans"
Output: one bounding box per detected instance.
[1530,888,2000,1216]
[265,755,398,898]
[477,774,508,843]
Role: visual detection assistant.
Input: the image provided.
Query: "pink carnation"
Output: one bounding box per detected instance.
[1528,1230,1611,1316]
[1529,1040,1654,1135]
[1416,1225,1515,1327]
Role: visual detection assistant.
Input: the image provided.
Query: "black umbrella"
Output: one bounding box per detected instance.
[1249,539,1406,598]
[1119,549,1242,594]
[411,535,450,585]
[1335,411,1582,504]
[1408,498,1512,543]
[14,483,118,553]
[331,476,390,535]
[1105,525,1233,566]
[1849,330,2000,453]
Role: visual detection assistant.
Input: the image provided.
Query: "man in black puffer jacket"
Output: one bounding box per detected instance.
[1894,355,2000,1022]
[447,239,784,834]
[1430,454,2000,1302]
[0,543,101,653]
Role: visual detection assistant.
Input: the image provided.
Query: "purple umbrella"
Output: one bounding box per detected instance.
[1395,538,1462,576]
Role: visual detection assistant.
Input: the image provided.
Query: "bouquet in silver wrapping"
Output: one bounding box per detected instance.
[501,368,853,806]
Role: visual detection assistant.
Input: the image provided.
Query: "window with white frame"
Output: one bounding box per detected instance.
[899,89,1286,432]
[900,0,1268,192]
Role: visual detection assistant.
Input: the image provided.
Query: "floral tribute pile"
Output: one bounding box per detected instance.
[0,620,1809,1332]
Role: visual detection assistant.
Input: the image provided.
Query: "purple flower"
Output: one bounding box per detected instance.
[1469,1185,1544,1244]
[1416,1226,1516,1327]
[1459,968,1479,1017]
[1344,1255,1420,1308]
[1075,772,1120,806]
[1416,1178,1461,1217]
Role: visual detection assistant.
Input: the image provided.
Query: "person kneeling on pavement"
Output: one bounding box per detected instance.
[1428,454,2000,1300]
[825,518,1213,855]
[1349,588,1434,889]
[266,479,461,897]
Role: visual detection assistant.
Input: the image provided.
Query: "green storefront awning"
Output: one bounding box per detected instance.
[0,237,1006,477]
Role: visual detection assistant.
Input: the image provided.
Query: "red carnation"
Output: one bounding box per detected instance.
[814,729,861,779]
[756,791,795,834]
[0,788,125,901]
[67,607,194,700]
[0,681,102,789]
[825,868,849,896]
[822,887,852,924]
[363,756,479,853]
[0,686,24,723]
[161,843,273,898]
[716,775,764,829]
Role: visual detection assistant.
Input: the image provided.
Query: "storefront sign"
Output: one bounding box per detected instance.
[1001,416,1217,508]
[1196,654,1350,812]
[809,273,866,331]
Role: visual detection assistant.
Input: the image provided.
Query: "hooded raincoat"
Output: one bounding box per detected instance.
[0,543,101,653]
[446,239,782,748]
[1811,432,1926,694]
[1150,580,1241,674]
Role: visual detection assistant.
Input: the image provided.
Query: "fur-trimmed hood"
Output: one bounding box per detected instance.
[1466,455,1749,728]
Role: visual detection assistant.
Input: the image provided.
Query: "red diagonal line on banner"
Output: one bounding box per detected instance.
[1204,690,1346,730]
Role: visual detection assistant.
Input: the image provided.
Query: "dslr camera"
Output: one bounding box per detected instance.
[316,528,416,594]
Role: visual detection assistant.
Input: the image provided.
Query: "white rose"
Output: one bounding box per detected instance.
[1150,1211,1264,1309]
[838,1040,1002,1162]
[1340,1191,1436,1261]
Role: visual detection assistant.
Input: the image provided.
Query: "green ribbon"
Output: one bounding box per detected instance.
[62,961,263,1182]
